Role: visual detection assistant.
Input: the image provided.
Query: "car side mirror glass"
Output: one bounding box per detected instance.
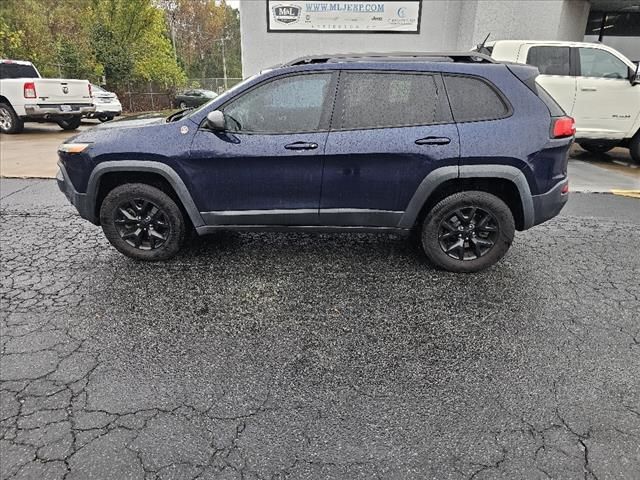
[630,64,640,85]
[206,110,225,131]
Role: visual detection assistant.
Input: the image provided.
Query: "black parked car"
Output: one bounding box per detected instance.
[174,89,217,109]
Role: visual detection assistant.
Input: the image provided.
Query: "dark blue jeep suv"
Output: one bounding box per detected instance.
[57,52,573,272]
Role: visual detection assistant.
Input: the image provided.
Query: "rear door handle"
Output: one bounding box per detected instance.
[415,136,451,146]
[284,141,318,150]
[581,87,597,92]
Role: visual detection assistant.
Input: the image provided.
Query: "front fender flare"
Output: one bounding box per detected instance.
[87,161,205,227]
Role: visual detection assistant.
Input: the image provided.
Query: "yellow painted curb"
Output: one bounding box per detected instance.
[611,190,640,199]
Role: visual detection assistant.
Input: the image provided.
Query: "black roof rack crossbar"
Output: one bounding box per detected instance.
[286,52,496,66]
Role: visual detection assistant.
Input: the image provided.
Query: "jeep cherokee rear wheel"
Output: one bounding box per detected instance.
[421,191,515,273]
[100,183,186,261]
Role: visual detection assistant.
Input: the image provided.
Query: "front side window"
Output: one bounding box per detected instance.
[223,73,333,133]
[443,75,510,122]
[526,46,571,76]
[578,48,629,79]
[337,72,450,130]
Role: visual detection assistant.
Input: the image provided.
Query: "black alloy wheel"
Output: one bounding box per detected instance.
[421,191,515,273]
[114,198,170,250]
[438,207,499,261]
[100,183,186,261]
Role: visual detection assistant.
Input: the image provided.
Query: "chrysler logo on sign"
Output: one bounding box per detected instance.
[273,4,301,24]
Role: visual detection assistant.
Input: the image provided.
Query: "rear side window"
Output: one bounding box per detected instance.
[0,63,39,79]
[443,75,510,122]
[336,72,452,130]
[526,46,571,76]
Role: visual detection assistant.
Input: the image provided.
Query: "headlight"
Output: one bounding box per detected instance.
[58,143,91,154]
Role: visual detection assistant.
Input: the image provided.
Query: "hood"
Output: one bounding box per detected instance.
[95,112,167,129]
[65,113,171,144]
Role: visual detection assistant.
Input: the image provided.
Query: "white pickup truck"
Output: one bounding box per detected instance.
[480,41,640,163]
[0,59,95,134]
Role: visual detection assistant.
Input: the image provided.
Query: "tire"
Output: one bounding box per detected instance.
[57,116,82,131]
[578,142,614,154]
[0,102,24,134]
[179,101,187,109]
[98,115,113,123]
[100,183,186,261]
[421,191,515,273]
[630,132,640,164]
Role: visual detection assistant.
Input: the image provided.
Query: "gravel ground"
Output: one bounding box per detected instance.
[1,179,639,480]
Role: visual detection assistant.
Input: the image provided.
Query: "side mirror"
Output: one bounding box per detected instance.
[630,63,640,85]
[206,110,225,131]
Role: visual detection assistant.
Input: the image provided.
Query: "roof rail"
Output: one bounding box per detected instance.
[286,52,496,66]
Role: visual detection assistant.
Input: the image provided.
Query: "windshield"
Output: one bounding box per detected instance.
[92,84,107,93]
[0,62,39,79]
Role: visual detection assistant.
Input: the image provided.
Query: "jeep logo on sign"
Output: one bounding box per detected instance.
[273,5,300,24]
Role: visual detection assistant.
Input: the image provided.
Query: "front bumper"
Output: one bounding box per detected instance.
[24,104,95,117]
[532,179,569,227]
[56,162,98,224]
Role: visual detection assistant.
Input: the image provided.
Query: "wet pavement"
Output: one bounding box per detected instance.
[1,178,639,479]
[0,122,97,178]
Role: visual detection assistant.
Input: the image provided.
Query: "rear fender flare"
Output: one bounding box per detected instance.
[398,165,534,229]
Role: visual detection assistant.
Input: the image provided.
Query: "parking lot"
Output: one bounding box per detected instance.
[1,146,639,478]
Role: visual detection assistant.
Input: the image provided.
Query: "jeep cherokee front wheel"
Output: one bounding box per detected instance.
[100,183,186,261]
[421,191,515,273]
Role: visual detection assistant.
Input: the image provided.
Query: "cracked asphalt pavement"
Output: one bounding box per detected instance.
[1,178,639,479]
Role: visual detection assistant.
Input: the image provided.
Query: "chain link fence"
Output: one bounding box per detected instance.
[187,77,243,93]
[23,58,244,112]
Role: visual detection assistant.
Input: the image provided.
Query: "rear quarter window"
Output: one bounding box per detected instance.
[443,75,510,122]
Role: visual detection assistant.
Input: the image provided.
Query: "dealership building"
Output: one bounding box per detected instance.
[239,0,640,76]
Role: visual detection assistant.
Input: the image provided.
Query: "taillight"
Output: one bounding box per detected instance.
[552,116,575,139]
[23,82,36,99]
[561,183,569,195]
[88,83,92,98]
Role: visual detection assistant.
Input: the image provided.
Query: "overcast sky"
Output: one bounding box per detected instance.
[226,0,240,9]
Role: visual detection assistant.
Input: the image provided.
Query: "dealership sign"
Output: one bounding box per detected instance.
[267,0,422,33]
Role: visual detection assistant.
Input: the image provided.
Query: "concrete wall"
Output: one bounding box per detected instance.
[457,0,590,49]
[239,0,591,77]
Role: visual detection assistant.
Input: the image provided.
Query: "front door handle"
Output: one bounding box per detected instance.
[415,136,451,146]
[284,141,318,150]
[581,87,597,92]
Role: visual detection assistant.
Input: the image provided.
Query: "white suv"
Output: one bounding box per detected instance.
[482,41,640,162]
